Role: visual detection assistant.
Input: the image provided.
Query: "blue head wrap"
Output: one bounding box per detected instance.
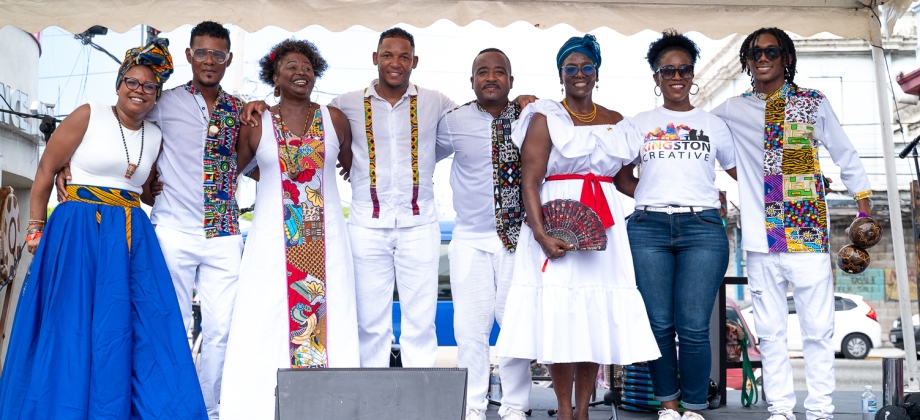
[556,34,601,74]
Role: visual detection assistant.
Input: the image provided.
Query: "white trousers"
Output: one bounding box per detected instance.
[747,251,835,420]
[449,239,532,414]
[155,225,243,420]
[349,222,440,368]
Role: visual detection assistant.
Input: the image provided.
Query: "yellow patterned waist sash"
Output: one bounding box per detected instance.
[66,185,140,252]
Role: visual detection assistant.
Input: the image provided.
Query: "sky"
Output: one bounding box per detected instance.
[37,20,733,221]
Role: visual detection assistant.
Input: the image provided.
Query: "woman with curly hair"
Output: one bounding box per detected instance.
[218,39,358,419]
[617,30,737,420]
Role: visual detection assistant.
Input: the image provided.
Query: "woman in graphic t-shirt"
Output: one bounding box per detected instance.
[614,30,737,420]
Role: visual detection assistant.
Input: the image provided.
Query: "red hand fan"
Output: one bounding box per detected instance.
[537,199,608,251]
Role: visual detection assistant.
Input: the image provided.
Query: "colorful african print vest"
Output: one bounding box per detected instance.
[748,83,831,253]
[184,82,243,238]
[271,108,329,368]
[481,101,524,252]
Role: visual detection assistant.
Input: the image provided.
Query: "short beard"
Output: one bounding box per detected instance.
[196,77,220,88]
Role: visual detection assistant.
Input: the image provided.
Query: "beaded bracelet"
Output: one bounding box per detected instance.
[27,219,45,225]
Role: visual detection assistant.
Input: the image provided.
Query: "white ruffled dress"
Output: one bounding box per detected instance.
[495,100,661,365]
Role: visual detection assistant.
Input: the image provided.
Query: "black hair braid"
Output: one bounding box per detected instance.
[739,27,798,89]
[645,29,700,71]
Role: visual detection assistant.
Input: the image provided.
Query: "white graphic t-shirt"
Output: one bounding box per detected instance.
[630,106,736,209]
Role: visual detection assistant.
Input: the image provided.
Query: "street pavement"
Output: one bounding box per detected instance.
[481,350,908,419]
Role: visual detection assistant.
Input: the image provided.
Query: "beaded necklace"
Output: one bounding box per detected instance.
[112,106,144,179]
[277,101,313,178]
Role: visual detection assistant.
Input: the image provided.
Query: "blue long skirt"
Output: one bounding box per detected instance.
[0,192,207,419]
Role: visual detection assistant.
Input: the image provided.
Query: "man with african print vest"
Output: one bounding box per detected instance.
[328,27,457,368]
[712,28,872,420]
[435,48,531,420]
[141,22,245,420]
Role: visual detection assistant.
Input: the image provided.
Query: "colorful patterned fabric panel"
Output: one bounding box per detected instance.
[184,82,243,238]
[756,84,828,253]
[271,109,329,368]
[67,184,140,252]
[483,101,524,252]
[363,86,419,218]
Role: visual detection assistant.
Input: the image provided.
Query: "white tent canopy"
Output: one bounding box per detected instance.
[1,0,918,388]
[0,0,910,39]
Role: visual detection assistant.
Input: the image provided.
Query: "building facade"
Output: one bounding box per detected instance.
[0,25,43,364]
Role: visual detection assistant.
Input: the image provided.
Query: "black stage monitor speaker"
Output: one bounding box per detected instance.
[275,367,468,420]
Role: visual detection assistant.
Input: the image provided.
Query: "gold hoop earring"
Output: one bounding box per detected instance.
[690,83,700,95]
[654,85,662,97]
[274,86,281,97]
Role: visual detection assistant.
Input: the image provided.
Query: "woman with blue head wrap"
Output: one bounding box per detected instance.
[496,33,660,420]
[0,39,207,420]
[556,34,601,85]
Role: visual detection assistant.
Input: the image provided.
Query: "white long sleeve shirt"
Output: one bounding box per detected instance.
[712,88,871,253]
[330,80,457,228]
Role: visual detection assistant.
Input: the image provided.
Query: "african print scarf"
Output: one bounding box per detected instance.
[271,108,329,368]
[750,83,830,253]
[482,101,524,252]
[184,82,243,238]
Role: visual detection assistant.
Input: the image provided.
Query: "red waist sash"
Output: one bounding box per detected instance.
[545,173,615,229]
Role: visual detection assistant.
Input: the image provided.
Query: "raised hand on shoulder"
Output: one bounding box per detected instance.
[240,100,270,127]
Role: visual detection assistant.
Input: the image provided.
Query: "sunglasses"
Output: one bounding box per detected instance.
[656,64,694,80]
[562,64,596,77]
[191,48,229,64]
[745,46,782,62]
[122,77,158,95]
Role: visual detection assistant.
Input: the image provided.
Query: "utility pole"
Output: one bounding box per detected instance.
[145,25,160,44]
[912,182,920,307]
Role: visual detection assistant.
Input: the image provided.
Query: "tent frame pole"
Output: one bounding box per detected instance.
[868,10,919,391]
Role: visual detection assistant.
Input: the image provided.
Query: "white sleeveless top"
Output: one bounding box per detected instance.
[69,102,162,194]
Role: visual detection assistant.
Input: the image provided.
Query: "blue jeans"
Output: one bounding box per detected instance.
[626,208,729,410]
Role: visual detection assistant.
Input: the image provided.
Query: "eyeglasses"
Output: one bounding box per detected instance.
[656,64,694,80]
[191,48,229,64]
[122,77,159,95]
[745,46,782,62]
[562,64,596,77]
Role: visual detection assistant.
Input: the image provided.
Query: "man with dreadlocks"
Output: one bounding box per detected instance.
[712,28,872,420]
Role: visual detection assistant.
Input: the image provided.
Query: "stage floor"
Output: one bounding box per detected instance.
[484,389,867,419]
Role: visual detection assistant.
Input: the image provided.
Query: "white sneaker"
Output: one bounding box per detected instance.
[767,414,795,420]
[500,408,527,420]
[465,408,486,420]
[658,409,681,420]
[681,411,706,420]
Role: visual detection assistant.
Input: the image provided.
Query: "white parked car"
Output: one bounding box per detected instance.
[740,293,881,359]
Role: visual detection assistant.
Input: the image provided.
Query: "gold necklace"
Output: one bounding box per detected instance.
[277,101,313,178]
[562,99,597,123]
